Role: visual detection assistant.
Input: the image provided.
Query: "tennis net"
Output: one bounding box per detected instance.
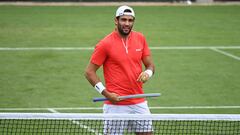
[0,113,240,135]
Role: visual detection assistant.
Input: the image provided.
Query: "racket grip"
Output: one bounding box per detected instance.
[93,97,108,102]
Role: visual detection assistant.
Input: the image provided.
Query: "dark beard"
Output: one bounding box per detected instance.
[118,25,132,36]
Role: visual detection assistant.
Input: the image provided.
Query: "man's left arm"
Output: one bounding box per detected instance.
[137,55,155,83]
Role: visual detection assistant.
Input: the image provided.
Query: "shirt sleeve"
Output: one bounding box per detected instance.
[142,36,151,57]
[90,41,108,66]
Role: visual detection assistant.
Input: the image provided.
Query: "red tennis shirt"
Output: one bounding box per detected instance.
[91,30,151,105]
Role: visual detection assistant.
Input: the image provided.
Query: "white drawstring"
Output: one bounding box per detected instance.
[121,38,128,54]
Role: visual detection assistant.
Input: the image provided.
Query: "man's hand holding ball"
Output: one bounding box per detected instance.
[137,69,153,83]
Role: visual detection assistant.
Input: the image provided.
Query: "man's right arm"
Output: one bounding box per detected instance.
[84,62,101,87]
[84,62,121,103]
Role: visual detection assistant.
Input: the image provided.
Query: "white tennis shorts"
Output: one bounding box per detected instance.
[103,101,153,135]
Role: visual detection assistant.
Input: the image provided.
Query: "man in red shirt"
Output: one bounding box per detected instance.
[85,5,155,135]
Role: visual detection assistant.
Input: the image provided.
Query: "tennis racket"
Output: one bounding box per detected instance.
[93,93,161,102]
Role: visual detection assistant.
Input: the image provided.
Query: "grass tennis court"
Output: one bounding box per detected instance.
[0,5,240,114]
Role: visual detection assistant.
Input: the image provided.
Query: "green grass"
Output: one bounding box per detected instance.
[0,5,240,114]
[0,5,240,47]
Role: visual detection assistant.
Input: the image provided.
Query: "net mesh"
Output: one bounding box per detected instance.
[0,113,240,135]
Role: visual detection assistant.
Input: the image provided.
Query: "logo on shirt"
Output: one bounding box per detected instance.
[136,48,142,52]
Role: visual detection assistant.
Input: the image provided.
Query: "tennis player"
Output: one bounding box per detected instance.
[85,5,155,135]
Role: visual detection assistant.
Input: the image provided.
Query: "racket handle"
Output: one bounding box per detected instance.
[93,97,107,102]
[93,93,161,102]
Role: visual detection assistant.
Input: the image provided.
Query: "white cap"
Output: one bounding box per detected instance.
[116,5,135,18]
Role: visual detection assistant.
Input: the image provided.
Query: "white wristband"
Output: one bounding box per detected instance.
[144,69,153,78]
[94,82,105,94]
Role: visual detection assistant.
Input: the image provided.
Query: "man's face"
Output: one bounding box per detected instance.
[115,15,135,36]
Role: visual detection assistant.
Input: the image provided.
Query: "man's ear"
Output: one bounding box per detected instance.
[114,18,118,26]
